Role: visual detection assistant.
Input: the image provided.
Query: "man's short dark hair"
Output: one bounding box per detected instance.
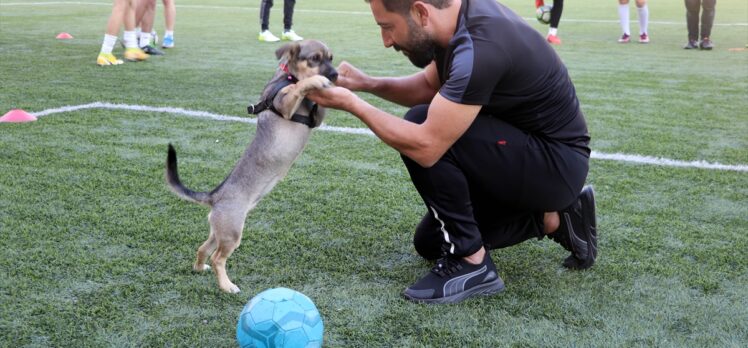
[365,0,452,15]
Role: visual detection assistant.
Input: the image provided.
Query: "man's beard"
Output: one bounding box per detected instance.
[394,17,437,68]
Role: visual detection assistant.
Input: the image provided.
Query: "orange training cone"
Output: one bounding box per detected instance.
[0,109,37,123]
[56,32,74,39]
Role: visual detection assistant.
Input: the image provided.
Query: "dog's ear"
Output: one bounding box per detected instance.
[275,42,301,60]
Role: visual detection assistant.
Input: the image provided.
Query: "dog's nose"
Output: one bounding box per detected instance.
[328,71,338,83]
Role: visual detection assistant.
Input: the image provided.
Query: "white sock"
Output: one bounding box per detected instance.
[637,5,649,35]
[139,32,152,47]
[548,27,558,36]
[123,30,138,49]
[618,4,630,35]
[100,34,118,54]
[165,30,174,38]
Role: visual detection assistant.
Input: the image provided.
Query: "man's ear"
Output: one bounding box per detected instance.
[275,42,301,60]
[411,1,430,26]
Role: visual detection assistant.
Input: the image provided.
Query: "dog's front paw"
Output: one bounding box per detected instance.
[300,75,332,92]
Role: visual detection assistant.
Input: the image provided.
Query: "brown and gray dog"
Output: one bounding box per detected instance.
[165,40,337,293]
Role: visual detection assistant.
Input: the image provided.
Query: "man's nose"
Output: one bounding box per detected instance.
[381,31,394,48]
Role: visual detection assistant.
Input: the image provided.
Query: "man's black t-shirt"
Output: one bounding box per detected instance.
[435,0,590,155]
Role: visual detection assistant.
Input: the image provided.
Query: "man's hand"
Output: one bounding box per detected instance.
[306,86,359,112]
[334,61,370,92]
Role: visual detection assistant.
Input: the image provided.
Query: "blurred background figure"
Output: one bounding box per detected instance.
[536,0,565,45]
[97,0,148,66]
[683,0,716,50]
[135,0,176,52]
[160,0,177,48]
[258,0,303,42]
[617,0,649,43]
[135,0,164,55]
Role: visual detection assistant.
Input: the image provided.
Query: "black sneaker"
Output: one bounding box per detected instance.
[402,252,505,304]
[140,44,164,56]
[548,186,597,270]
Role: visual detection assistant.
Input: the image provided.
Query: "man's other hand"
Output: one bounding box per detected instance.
[334,61,370,92]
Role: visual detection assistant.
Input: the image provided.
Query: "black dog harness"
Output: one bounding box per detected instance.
[247,64,319,128]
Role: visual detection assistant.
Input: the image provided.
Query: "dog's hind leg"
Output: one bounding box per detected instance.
[193,227,217,272]
[208,208,246,293]
[212,238,242,293]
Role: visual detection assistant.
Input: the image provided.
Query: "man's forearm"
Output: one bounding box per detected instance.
[364,73,438,107]
[347,97,439,167]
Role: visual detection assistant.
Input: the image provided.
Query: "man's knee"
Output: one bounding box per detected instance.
[404,104,429,125]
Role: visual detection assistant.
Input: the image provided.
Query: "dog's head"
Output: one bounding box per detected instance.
[275,40,338,83]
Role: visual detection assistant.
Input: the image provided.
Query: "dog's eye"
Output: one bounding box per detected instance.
[309,54,321,62]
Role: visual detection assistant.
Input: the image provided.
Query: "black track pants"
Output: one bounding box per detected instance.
[402,105,589,260]
[550,0,564,28]
[260,0,296,31]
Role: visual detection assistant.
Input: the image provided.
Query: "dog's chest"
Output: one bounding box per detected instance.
[254,113,313,155]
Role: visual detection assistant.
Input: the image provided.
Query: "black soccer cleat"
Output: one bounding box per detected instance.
[140,44,164,56]
[548,186,598,270]
[403,252,505,304]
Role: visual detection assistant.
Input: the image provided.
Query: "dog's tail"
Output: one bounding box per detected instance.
[165,144,212,206]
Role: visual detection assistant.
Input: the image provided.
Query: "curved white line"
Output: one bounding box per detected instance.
[25,102,748,172]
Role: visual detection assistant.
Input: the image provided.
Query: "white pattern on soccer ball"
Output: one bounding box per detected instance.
[536,5,553,25]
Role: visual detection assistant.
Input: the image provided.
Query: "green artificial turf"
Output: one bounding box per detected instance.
[1,0,747,346]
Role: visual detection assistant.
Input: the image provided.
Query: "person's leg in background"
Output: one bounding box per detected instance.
[136,0,164,55]
[546,0,564,45]
[281,0,303,41]
[161,0,176,48]
[636,0,649,43]
[123,0,149,61]
[699,0,716,49]
[617,0,631,43]
[684,0,701,49]
[98,0,128,65]
[258,0,281,42]
[98,0,148,65]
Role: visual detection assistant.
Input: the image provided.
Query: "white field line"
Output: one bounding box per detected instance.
[29,102,748,172]
[1,2,747,26]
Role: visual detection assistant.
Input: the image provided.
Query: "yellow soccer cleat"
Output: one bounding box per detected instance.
[124,47,149,62]
[97,53,123,66]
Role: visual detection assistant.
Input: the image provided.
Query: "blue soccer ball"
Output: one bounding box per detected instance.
[237,288,324,348]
